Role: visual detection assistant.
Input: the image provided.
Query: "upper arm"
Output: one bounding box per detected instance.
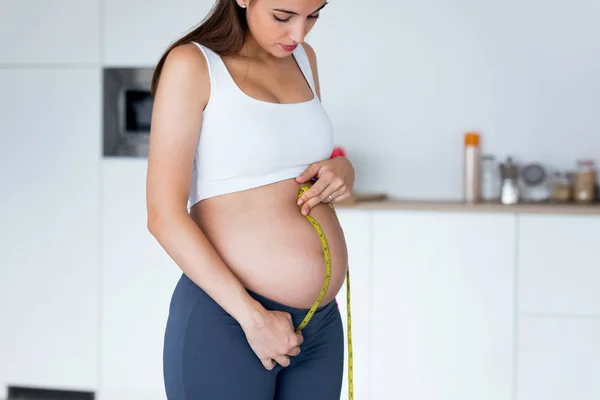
[146,43,210,222]
[302,42,321,100]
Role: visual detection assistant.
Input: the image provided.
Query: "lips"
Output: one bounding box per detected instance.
[280,43,298,52]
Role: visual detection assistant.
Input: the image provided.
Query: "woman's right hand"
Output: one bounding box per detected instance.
[240,307,304,370]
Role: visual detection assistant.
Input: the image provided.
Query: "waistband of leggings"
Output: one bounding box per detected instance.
[246,288,335,318]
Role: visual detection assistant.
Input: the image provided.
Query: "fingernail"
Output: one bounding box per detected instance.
[297,199,303,205]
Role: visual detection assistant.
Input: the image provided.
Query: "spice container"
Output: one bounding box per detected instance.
[481,154,499,201]
[552,172,572,203]
[573,159,597,203]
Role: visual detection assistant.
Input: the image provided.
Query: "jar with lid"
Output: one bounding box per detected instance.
[573,159,597,203]
[480,154,499,201]
[552,172,572,203]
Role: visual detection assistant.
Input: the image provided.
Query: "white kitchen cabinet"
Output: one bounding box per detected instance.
[100,159,182,400]
[371,210,516,400]
[0,69,101,392]
[517,316,600,400]
[102,0,214,67]
[0,0,100,64]
[335,210,373,400]
[517,214,600,316]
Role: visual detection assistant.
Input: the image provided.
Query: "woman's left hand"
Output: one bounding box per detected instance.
[295,156,355,215]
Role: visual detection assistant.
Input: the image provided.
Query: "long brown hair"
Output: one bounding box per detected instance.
[150,0,248,96]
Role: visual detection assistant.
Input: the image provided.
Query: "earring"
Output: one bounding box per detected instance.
[240,3,246,8]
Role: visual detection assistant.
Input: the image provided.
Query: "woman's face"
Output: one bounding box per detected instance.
[239,0,328,57]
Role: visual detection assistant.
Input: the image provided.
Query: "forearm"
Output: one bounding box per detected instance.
[148,212,263,327]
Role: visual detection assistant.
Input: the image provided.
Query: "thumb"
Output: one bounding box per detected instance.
[295,162,321,183]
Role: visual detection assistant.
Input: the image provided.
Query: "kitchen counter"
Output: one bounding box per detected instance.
[336,197,600,215]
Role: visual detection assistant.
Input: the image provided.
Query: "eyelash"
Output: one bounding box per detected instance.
[273,14,320,23]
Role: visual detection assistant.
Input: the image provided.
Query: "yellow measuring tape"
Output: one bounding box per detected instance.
[296,183,354,400]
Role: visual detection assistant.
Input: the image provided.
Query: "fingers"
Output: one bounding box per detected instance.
[288,346,301,356]
[273,354,291,367]
[295,331,304,346]
[285,331,303,356]
[278,327,303,364]
[261,358,275,370]
[296,156,354,211]
[320,176,351,204]
[284,333,303,358]
[297,176,328,207]
[299,178,345,215]
[254,312,305,371]
[295,162,321,184]
[326,187,351,203]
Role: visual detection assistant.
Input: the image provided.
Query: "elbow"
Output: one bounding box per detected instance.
[146,205,169,238]
[146,205,188,238]
[147,217,157,237]
[146,190,190,237]
[146,211,162,238]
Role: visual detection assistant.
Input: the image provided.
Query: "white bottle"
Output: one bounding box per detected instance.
[463,132,481,203]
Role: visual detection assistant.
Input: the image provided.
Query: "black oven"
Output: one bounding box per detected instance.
[120,86,153,136]
[103,67,154,157]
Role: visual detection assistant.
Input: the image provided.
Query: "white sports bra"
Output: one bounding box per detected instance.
[188,41,334,208]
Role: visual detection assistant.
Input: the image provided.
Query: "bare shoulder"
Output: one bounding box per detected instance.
[164,43,208,70]
[301,42,321,99]
[163,42,209,75]
[156,43,210,102]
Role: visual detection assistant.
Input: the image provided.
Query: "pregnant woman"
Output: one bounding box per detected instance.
[146,0,355,399]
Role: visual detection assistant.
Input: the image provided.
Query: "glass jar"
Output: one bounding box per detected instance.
[552,172,572,203]
[573,159,597,203]
[480,154,499,201]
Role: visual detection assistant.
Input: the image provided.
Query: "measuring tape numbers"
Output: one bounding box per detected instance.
[296,183,354,400]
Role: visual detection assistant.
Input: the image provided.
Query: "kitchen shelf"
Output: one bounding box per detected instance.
[336,198,600,215]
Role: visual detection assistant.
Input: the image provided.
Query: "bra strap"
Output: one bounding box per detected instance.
[293,44,317,95]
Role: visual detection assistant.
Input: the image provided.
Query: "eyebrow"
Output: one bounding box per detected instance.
[273,1,329,15]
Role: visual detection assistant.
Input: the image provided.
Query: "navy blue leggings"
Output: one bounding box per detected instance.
[163,273,344,399]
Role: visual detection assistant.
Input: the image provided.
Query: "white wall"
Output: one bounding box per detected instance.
[2,0,598,200]
[308,0,600,199]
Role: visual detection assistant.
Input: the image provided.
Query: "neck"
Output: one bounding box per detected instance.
[239,34,277,62]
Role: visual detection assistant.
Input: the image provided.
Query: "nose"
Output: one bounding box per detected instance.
[289,21,306,44]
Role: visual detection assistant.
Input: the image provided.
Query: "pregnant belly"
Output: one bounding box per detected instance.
[191,179,349,309]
